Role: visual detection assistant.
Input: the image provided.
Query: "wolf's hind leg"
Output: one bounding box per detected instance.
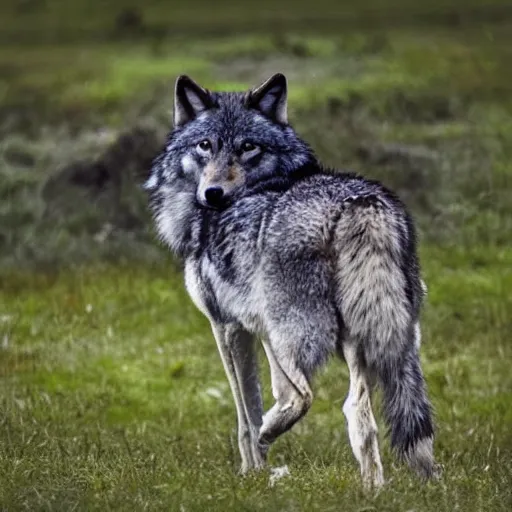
[210,322,266,474]
[259,256,338,449]
[258,339,313,449]
[342,342,384,489]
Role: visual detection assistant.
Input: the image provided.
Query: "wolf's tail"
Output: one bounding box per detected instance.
[376,348,437,477]
[334,196,437,477]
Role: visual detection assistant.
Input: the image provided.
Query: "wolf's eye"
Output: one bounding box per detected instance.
[197,140,212,153]
[241,141,257,153]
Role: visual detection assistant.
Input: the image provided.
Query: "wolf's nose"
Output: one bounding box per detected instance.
[204,186,225,207]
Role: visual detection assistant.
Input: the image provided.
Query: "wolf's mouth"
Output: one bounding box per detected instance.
[195,198,231,211]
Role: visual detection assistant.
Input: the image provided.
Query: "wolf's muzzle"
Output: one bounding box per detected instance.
[204,186,225,208]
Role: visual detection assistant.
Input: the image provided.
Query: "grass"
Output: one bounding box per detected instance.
[1,0,512,509]
[1,247,511,510]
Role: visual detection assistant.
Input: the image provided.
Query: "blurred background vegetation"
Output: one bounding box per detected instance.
[1,0,511,267]
[0,1,511,510]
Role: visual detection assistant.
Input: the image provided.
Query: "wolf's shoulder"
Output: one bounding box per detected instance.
[282,165,405,210]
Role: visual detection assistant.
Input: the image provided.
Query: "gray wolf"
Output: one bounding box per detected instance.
[145,73,440,487]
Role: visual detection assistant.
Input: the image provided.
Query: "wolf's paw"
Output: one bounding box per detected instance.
[362,467,385,492]
[431,462,444,480]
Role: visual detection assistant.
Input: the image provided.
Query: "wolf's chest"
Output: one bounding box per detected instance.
[184,258,264,332]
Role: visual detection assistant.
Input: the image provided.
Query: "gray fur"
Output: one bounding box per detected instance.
[146,74,440,486]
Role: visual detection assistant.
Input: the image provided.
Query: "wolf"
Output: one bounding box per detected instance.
[145,73,440,487]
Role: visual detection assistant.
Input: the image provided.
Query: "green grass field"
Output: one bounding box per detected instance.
[1,1,512,510]
[1,249,511,510]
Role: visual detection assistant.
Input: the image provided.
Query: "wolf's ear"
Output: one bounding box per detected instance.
[247,73,288,124]
[174,75,213,127]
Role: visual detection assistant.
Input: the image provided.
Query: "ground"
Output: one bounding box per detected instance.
[0,1,511,510]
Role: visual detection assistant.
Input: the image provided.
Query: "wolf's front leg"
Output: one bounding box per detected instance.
[210,322,266,474]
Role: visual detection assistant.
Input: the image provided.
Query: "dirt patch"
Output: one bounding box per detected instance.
[42,126,163,232]
[0,123,168,268]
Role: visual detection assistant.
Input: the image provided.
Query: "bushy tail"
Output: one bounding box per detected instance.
[376,348,438,478]
[334,198,439,478]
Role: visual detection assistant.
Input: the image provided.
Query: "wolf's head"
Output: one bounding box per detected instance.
[145,74,315,209]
